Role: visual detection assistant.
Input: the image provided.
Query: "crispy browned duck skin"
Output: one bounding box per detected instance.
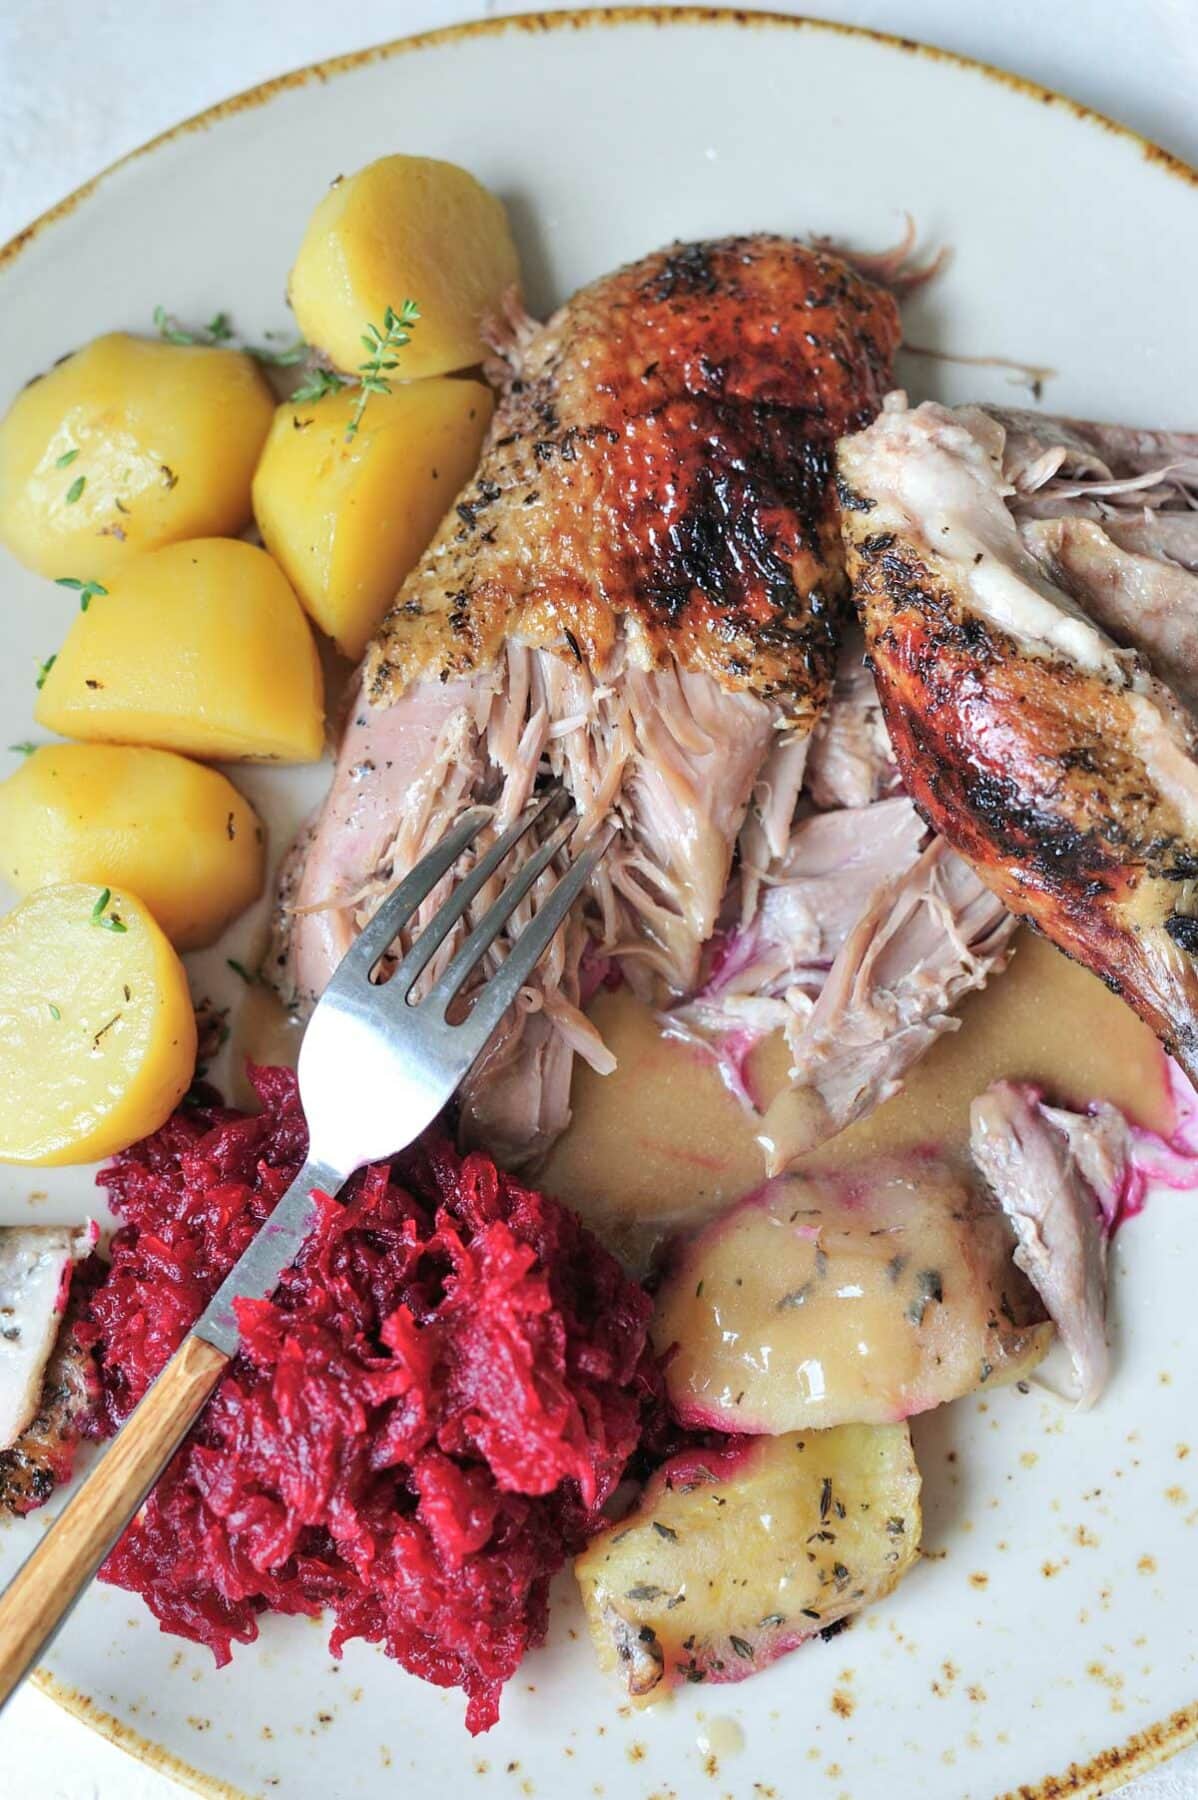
[839,401,1198,1081]
[366,235,901,719]
[0,1289,98,1515]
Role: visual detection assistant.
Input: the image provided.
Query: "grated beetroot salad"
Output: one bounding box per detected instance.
[81,1067,657,1733]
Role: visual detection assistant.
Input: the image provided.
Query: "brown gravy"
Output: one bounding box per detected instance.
[236,930,1170,1259]
[540,930,1170,1254]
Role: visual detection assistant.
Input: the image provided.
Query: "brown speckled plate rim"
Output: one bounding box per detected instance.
[5,9,1195,1798]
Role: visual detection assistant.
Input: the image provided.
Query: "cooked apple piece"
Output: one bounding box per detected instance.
[575,1424,920,1704]
[653,1158,1051,1432]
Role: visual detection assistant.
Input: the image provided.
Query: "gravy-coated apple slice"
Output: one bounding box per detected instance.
[653,1157,1051,1432]
[576,1425,920,1703]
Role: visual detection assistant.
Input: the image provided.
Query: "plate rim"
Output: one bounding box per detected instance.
[4,9,1196,1798]
[0,1,1193,280]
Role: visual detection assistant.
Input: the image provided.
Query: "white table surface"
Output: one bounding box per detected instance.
[0,2,1195,1795]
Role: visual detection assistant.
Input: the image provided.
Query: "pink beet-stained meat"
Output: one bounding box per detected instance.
[84,1067,657,1734]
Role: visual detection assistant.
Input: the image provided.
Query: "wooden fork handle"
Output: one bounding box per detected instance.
[0,1331,228,1708]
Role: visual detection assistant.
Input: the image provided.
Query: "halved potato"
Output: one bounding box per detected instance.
[35,539,324,763]
[0,883,196,1165]
[253,378,493,659]
[288,155,521,379]
[0,744,265,950]
[653,1158,1052,1432]
[576,1424,920,1704]
[0,333,274,578]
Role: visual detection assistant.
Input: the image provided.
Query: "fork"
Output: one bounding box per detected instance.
[0,792,606,1709]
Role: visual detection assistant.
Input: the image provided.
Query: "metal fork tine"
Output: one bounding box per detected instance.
[456,834,612,1056]
[324,804,492,992]
[422,809,581,1016]
[387,790,568,1002]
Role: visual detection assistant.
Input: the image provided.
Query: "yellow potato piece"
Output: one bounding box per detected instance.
[0,333,275,578]
[289,156,521,379]
[0,744,265,951]
[0,884,197,1165]
[253,379,494,659]
[35,539,325,763]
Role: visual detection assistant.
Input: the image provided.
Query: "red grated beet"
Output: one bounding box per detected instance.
[82,1066,658,1733]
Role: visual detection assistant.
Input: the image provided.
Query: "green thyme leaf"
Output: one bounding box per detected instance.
[48,1003,61,1020]
[907,1267,945,1328]
[153,304,202,345]
[65,474,85,505]
[290,366,348,404]
[9,741,36,756]
[90,888,128,933]
[57,576,108,611]
[35,654,56,690]
[250,338,310,368]
[226,958,258,984]
[55,448,79,469]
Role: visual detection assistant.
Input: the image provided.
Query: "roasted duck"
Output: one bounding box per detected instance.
[279,235,903,1161]
[838,396,1198,1080]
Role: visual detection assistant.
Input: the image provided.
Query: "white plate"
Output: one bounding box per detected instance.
[1,11,1196,1798]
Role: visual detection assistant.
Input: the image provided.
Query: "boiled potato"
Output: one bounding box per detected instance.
[653,1157,1053,1432]
[253,379,493,658]
[35,539,324,763]
[289,156,520,379]
[576,1424,920,1704]
[0,883,196,1165]
[0,334,274,578]
[0,745,264,950]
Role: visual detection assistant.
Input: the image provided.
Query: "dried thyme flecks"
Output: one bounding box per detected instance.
[907,1267,944,1327]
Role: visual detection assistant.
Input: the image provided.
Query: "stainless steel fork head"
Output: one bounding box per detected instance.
[297,795,607,1178]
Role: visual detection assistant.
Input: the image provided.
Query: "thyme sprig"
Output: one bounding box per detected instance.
[91,888,127,934]
[56,576,108,612]
[346,301,420,440]
[150,299,418,430]
[153,306,234,347]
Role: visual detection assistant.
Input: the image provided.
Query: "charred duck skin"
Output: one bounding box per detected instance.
[838,399,1198,1081]
[366,234,901,714]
